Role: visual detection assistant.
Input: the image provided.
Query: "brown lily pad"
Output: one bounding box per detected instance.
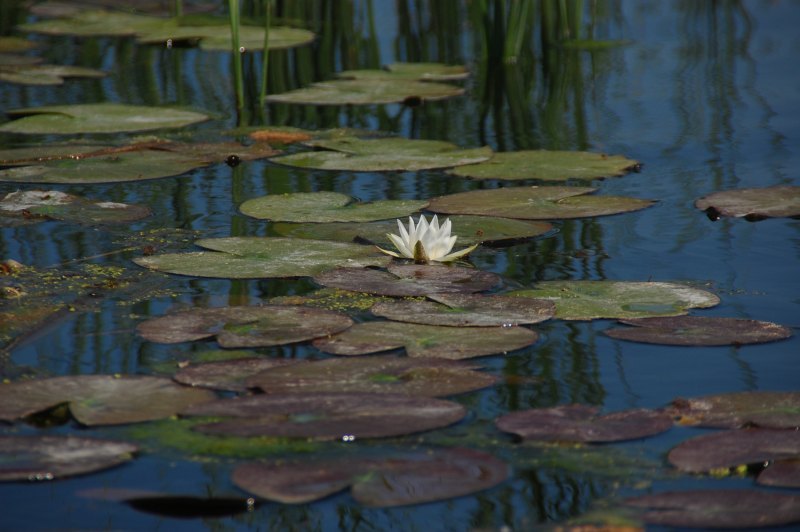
[371,293,555,327]
[173,358,306,392]
[246,355,498,397]
[603,316,792,346]
[0,189,150,225]
[0,375,215,426]
[313,263,501,297]
[428,186,654,220]
[495,404,673,443]
[623,490,800,529]
[695,185,800,220]
[668,391,800,429]
[181,392,466,440]
[668,428,800,475]
[232,447,509,507]
[0,435,138,482]
[757,459,800,488]
[313,321,538,359]
[137,305,353,348]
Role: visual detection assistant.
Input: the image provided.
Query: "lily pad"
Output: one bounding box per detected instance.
[371,293,555,327]
[240,191,428,223]
[495,404,673,443]
[231,447,509,506]
[313,263,501,297]
[134,237,391,279]
[173,358,306,392]
[603,316,792,346]
[246,355,498,397]
[0,190,150,225]
[757,459,800,488]
[0,63,106,86]
[271,137,491,172]
[313,321,538,359]
[447,150,639,181]
[623,490,800,529]
[428,186,654,219]
[0,375,216,426]
[0,37,37,53]
[337,62,469,81]
[181,392,466,439]
[270,288,390,314]
[137,305,353,348]
[668,391,800,429]
[0,103,208,134]
[272,215,553,246]
[0,435,138,482]
[266,79,465,106]
[695,185,800,220]
[667,428,800,475]
[510,281,720,320]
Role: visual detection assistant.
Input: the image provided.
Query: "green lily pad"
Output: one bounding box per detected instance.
[246,355,498,397]
[270,288,390,314]
[19,10,169,37]
[134,237,391,279]
[447,150,639,181]
[0,103,208,134]
[757,459,800,488]
[668,428,800,477]
[137,305,353,348]
[313,263,500,297]
[604,316,793,346]
[0,37,38,53]
[313,321,538,359]
[0,375,216,426]
[0,435,138,482]
[510,280,720,320]
[173,358,305,392]
[272,215,553,246]
[232,447,509,506]
[240,191,428,223]
[271,137,491,172]
[266,79,465,106]
[668,391,800,429]
[182,392,466,440]
[0,190,150,225]
[429,186,654,219]
[0,63,106,86]
[337,62,469,81]
[623,490,800,529]
[495,404,673,443]
[371,293,555,327]
[695,185,800,220]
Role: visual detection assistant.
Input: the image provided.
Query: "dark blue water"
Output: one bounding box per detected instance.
[1,1,799,530]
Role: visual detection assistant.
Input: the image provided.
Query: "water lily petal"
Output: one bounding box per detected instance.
[439,242,479,262]
[387,232,413,258]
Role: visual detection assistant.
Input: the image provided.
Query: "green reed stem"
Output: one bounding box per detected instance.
[259,0,271,107]
[173,0,182,18]
[228,0,245,116]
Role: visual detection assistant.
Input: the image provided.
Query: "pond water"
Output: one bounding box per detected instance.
[1,1,799,530]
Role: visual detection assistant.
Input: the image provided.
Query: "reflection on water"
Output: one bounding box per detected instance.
[1,0,799,529]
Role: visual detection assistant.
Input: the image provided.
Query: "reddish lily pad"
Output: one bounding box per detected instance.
[695,185,800,220]
[182,392,466,440]
[137,305,353,348]
[0,435,138,482]
[231,447,509,506]
[0,189,150,225]
[495,404,673,443]
[313,263,501,297]
[313,321,538,359]
[604,316,792,346]
[371,293,555,327]
[667,428,800,474]
[668,391,800,429]
[757,459,800,488]
[0,375,215,426]
[173,358,306,392]
[246,356,498,397]
[623,490,800,529]
[428,186,654,220]
[447,150,639,182]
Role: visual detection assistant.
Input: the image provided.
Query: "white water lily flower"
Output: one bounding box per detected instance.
[377,214,479,263]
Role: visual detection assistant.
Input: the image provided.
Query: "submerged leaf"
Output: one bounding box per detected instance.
[182,392,466,439]
[510,280,720,320]
[0,435,137,481]
[232,447,509,506]
[603,316,792,346]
